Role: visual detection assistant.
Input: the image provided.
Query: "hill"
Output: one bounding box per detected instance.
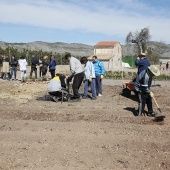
[0,41,94,57]
[0,41,170,58]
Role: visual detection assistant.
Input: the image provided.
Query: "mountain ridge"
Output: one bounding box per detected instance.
[0,41,170,58]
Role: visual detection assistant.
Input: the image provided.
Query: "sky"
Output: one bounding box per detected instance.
[0,0,170,45]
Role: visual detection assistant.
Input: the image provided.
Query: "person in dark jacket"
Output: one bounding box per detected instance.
[49,55,56,79]
[134,65,160,116]
[30,55,39,79]
[135,52,150,75]
[42,55,49,78]
[10,55,18,80]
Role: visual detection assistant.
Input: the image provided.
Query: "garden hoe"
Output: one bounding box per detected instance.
[152,95,165,122]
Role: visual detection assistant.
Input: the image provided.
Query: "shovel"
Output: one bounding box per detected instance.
[152,95,165,122]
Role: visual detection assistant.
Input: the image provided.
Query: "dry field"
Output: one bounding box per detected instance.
[0,79,170,170]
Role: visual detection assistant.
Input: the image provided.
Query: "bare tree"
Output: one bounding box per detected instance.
[126,27,151,54]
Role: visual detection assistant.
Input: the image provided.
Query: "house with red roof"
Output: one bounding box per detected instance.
[88,41,122,70]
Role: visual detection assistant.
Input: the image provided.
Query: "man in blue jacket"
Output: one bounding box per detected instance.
[92,55,105,96]
[135,52,150,75]
[49,56,57,79]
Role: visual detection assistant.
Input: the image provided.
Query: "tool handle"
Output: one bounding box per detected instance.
[152,96,159,108]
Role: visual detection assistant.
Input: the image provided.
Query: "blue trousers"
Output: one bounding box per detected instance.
[95,76,102,95]
[11,67,17,79]
[83,79,96,98]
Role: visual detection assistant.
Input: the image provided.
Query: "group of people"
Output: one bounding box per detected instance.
[48,53,105,102]
[1,51,161,117]
[0,54,57,81]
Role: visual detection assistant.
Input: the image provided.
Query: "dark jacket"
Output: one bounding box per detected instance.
[31,57,39,68]
[134,69,152,93]
[135,57,150,74]
[49,59,56,71]
[10,58,18,67]
[42,59,49,69]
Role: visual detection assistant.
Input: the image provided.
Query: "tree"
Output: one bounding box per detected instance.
[126,27,151,54]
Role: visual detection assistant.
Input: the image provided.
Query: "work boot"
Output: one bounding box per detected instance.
[82,96,88,99]
[70,96,81,102]
[148,111,158,117]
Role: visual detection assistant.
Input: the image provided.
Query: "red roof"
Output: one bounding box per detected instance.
[95,41,119,47]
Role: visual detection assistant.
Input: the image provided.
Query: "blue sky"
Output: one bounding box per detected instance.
[0,0,170,45]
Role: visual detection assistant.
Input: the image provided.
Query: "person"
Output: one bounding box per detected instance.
[135,52,150,75]
[65,53,84,102]
[166,62,169,70]
[42,55,49,78]
[30,55,39,79]
[92,55,105,96]
[47,73,67,102]
[18,55,28,81]
[0,54,11,80]
[10,55,18,80]
[39,57,43,77]
[49,55,56,79]
[134,65,160,116]
[80,57,97,100]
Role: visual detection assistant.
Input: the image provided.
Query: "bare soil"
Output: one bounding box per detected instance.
[0,79,170,170]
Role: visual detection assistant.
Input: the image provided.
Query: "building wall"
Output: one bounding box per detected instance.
[94,47,113,54]
[94,43,122,70]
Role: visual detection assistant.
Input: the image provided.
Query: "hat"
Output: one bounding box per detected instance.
[44,55,48,59]
[148,65,160,76]
[140,52,147,56]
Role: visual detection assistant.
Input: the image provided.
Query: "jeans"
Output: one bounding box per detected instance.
[30,67,37,79]
[137,92,153,115]
[1,72,11,80]
[72,72,84,98]
[11,67,17,79]
[20,70,27,80]
[83,79,96,98]
[95,76,102,95]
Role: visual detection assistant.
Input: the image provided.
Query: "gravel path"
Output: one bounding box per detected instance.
[103,79,170,87]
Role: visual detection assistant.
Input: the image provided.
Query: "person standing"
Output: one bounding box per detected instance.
[39,57,43,77]
[0,54,10,80]
[42,55,49,78]
[30,55,39,79]
[135,52,150,75]
[92,55,105,96]
[166,62,169,70]
[134,65,160,116]
[80,57,96,100]
[65,53,84,101]
[18,56,28,81]
[10,55,18,80]
[49,55,56,79]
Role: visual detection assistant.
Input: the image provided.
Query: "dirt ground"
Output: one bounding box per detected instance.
[0,79,170,170]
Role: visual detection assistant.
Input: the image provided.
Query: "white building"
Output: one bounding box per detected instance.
[88,41,122,70]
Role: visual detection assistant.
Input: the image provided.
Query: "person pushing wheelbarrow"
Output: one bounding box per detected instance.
[134,65,160,117]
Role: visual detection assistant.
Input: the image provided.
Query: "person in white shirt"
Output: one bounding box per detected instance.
[18,56,28,81]
[80,57,96,100]
[65,53,84,101]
